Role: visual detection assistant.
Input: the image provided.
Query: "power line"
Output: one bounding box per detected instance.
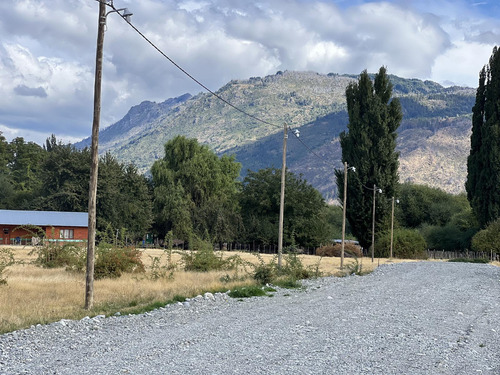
[108,2,340,169]
[108,2,280,130]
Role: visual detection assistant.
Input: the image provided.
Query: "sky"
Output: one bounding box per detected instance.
[0,0,498,146]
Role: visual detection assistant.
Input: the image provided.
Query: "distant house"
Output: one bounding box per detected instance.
[0,210,88,245]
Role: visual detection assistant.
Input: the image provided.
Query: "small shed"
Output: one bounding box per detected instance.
[0,210,88,245]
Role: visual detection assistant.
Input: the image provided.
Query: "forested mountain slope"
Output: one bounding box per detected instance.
[76,71,475,200]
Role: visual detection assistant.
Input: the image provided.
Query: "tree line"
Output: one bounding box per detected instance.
[0,133,337,248]
[1,48,499,256]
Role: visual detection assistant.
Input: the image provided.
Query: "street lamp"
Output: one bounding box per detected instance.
[389,196,399,259]
[340,162,355,269]
[85,0,133,310]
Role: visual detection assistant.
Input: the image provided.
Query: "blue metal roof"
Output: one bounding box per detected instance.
[0,210,88,227]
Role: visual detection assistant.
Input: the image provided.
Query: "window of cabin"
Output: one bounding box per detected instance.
[59,229,74,239]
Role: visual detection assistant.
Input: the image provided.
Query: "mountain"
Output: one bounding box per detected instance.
[76,71,475,200]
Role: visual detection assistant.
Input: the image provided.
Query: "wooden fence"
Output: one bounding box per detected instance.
[427,249,499,261]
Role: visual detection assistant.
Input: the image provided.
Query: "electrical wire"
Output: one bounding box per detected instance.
[108,2,280,130]
[106,1,340,169]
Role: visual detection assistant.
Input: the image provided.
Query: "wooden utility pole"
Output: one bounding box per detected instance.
[85,1,106,310]
[278,123,288,268]
[390,196,395,259]
[371,184,377,263]
[341,162,348,269]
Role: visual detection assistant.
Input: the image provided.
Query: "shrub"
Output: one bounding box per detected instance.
[32,243,85,270]
[94,243,145,279]
[253,263,274,285]
[471,219,500,253]
[316,243,362,258]
[278,251,318,280]
[148,248,177,281]
[251,251,321,286]
[421,222,476,251]
[0,248,14,285]
[375,229,427,259]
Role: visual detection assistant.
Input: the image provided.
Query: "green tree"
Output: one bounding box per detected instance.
[471,218,500,253]
[376,228,427,259]
[397,183,470,228]
[240,168,331,248]
[466,46,500,227]
[335,67,402,249]
[34,141,90,212]
[7,137,45,208]
[151,136,241,244]
[33,138,152,241]
[97,154,153,241]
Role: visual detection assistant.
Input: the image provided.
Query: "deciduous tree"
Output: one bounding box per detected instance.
[151,136,241,244]
[240,168,331,248]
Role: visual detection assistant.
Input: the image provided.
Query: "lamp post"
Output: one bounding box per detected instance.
[85,0,132,310]
[370,184,382,263]
[389,196,399,259]
[341,162,355,269]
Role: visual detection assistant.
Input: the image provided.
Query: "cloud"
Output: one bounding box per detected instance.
[0,0,497,145]
[14,84,48,98]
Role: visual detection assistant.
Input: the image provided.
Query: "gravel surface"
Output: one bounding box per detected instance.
[1,261,499,375]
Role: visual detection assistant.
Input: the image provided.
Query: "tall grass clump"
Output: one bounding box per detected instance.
[0,248,14,285]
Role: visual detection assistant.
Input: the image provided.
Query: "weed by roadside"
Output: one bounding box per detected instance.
[252,250,322,286]
[228,285,268,298]
[341,256,372,276]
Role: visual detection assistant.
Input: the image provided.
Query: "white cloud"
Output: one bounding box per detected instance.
[0,0,498,145]
[431,41,494,87]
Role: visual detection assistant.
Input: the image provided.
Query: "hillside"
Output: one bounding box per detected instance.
[76,71,475,200]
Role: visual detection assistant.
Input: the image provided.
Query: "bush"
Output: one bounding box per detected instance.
[278,251,319,280]
[421,222,476,251]
[32,243,85,270]
[375,229,427,259]
[471,219,500,253]
[316,243,362,258]
[252,251,321,286]
[94,243,145,279]
[253,263,274,285]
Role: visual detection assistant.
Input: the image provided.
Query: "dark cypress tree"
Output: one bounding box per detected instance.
[466,46,500,227]
[335,67,402,250]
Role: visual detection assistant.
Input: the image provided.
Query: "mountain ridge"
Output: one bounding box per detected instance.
[75,71,475,200]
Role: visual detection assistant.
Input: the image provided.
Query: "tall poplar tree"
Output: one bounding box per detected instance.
[466,46,500,227]
[335,67,402,250]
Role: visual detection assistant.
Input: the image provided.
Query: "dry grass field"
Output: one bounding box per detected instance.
[0,245,433,334]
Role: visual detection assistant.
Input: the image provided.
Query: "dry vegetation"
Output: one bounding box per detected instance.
[0,245,424,334]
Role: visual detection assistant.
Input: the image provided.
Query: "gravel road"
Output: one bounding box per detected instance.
[1,261,499,375]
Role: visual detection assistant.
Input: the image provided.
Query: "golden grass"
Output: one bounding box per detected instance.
[0,245,489,334]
